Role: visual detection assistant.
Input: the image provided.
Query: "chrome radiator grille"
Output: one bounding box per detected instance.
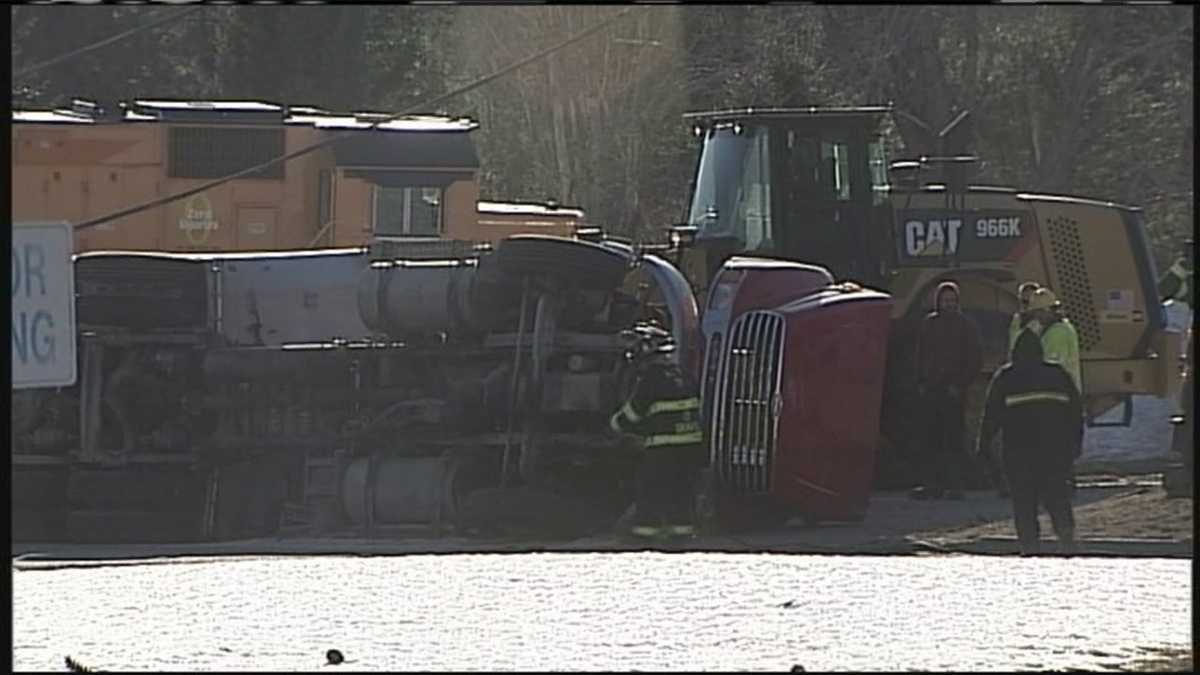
[706,311,786,494]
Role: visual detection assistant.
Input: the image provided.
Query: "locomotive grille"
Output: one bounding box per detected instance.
[706,311,786,494]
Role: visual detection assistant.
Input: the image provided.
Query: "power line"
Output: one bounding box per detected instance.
[15,5,207,81]
[74,6,635,233]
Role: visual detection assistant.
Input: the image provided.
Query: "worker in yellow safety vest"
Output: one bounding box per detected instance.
[1008,281,1042,354]
[1026,288,1082,392]
[1157,239,1193,308]
[610,323,706,541]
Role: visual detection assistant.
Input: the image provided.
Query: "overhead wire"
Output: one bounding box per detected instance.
[73,6,636,233]
[14,5,207,81]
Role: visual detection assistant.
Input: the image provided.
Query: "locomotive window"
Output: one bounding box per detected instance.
[168,127,285,180]
[374,185,443,236]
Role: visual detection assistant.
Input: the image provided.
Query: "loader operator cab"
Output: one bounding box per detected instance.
[682,107,892,289]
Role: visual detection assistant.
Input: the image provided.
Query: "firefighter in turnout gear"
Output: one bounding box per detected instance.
[1027,288,1082,392]
[610,323,706,541]
[977,330,1084,555]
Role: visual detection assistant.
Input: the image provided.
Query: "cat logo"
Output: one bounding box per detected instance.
[904,218,963,257]
[179,193,218,245]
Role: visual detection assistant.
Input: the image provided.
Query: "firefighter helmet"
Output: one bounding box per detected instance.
[620,321,676,362]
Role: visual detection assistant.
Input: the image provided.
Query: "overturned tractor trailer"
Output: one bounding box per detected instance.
[11,235,891,543]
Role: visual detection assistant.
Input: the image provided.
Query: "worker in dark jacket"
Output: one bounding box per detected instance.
[912,281,983,500]
[610,324,705,540]
[977,330,1084,555]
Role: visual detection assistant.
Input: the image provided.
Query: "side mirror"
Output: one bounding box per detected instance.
[576,226,604,243]
[668,224,699,248]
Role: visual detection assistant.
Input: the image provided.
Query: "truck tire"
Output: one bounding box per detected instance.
[494,236,632,291]
[12,468,68,508]
[12,507,67,542]
[66,509,204,544]
[66,467,202,511]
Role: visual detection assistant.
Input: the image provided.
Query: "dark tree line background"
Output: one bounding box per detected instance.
[11,5,1193,269]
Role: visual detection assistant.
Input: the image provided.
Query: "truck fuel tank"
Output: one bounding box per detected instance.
[357,258,483,339]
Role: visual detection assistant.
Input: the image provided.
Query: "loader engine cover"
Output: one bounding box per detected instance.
[701,258,892,521]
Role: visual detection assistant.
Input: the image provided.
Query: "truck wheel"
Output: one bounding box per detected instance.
[494,236,632,291]
[12,468,68,508]
[66,509,204,544]
[66,467,202,511]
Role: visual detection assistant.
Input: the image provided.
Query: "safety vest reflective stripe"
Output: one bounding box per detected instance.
[1005,391,1071,407]
[610,401,644,433]
[646,397,701,416]
[644,430,704,447]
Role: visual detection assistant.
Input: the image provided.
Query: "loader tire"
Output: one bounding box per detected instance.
[12,468,68,508]
[66,467,202,511]
[494,235,631,291]
[66,509,204,544]
[12,507,68,543]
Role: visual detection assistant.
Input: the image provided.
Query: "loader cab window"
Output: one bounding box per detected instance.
[822,140,852,202]
[868,139,889,206]
[782,133,852,204]
[687,125,774,252]
[775,127,876,281]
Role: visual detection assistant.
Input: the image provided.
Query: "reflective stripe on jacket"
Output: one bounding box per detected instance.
[611,395,703,447]
[979,342,1084,461]
[610,361,704,450]
[1041,319,1081,391]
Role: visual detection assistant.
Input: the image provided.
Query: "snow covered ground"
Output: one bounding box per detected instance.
[1082,302,1191,464]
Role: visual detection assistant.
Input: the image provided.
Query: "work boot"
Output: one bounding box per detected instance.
[909,486,942,500]
[629,524,663,539]
[666,524,696,540]
[908,486,926,500]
